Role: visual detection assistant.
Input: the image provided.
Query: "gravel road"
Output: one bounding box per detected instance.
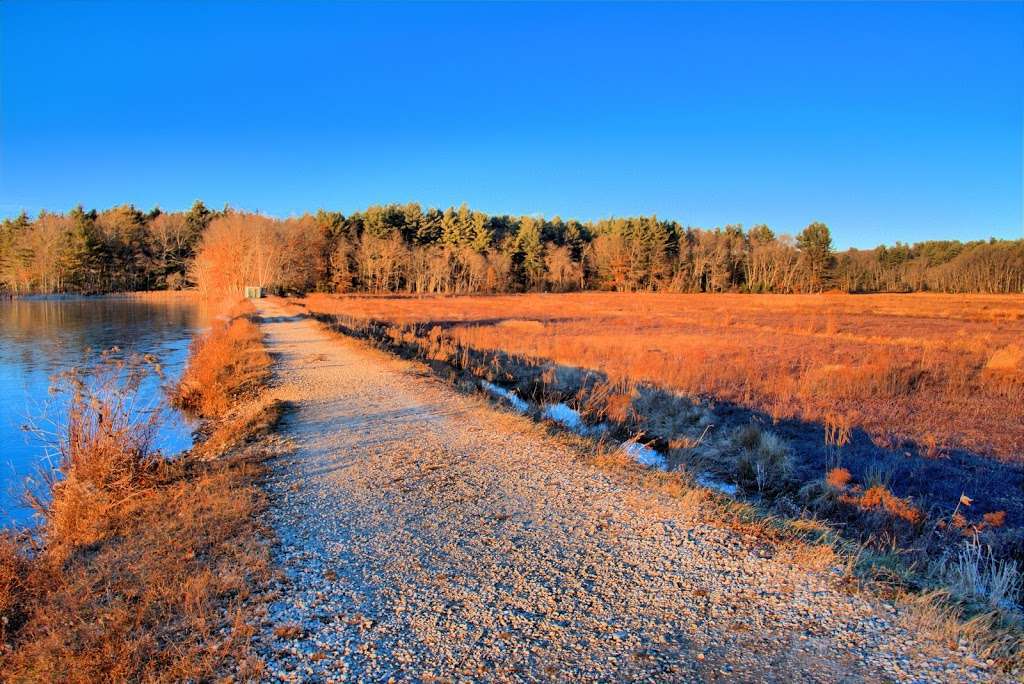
[250,299,996,683]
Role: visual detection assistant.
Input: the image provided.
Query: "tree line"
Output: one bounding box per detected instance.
[2,201,1021,296]
[0,202,214,295]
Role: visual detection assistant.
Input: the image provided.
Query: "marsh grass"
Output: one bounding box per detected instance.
[301,291,1024,460]
[0,301,277,682]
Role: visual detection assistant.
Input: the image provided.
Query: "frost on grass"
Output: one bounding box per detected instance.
[934,538,1023,612]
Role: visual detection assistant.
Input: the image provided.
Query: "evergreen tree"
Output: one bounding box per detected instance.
[416,208,443,245]
[62,210,102,292]
[796,221,834,292]
[748,224,775,246]
[185,200,213,238]
[441,203,476,246]
[515,217,546,290]
[469,211,492,252]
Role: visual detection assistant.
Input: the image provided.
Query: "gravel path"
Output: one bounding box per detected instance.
[251,300,994,683]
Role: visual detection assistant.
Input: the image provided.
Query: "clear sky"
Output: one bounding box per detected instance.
[1,1,1021,249]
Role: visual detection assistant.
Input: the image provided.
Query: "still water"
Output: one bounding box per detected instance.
[0,297,207,526]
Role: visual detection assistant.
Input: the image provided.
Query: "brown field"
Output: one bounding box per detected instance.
[302,292,1024,462]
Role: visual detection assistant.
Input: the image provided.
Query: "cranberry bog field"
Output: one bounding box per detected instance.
[303,292,1023,460]
[298,291,1024,629]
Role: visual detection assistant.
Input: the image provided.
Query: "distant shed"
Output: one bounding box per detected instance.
[244,286,264,299]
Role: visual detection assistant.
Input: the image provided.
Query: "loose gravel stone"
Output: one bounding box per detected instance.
[249,300,999,682]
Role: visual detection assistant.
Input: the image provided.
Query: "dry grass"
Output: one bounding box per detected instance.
[0,301,277,682]
[849,485,924,526]
[297,292,1023,547]
[935,539,1022,610]
[302,291,1024,460]
[900,590,1022,668]
[826,467,853,489]
[174,301,273,417]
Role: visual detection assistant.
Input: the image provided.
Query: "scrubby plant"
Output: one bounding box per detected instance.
[26,353,163,555]
[933,539,1022,611]
[731,424,792,494]
[862,462,895,489]
[685,422,794,495]
[856,485,924,526]
[825,467,852,489]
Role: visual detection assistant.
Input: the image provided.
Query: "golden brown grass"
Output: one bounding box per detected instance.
[174,302,273,418]
[302,291,1024,460]
[900,590,1022,669]
[851,485,924,526]
[0,301,277,682]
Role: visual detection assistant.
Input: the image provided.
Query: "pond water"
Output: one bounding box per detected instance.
[0,297,207,527]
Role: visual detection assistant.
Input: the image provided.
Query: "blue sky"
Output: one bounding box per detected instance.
[1,1,1021,249]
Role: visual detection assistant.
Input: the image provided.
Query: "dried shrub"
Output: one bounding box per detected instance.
[600,392,631,423]
[984,511,1008,529]
[950,512,970,530]
[856,485,924,526]
[23,354,164,556]
[825,467,852,489]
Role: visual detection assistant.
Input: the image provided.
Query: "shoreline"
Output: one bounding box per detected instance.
[1,290,199,302]
[0,300,281,680]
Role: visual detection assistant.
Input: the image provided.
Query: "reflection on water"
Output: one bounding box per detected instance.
[0,297,208,527]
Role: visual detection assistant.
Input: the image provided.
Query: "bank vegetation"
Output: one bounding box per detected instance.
[0,301,277,681]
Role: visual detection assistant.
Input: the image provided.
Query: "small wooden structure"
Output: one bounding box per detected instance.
[244,286,264,299]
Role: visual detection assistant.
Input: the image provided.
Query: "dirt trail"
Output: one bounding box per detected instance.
[251,299,990,682]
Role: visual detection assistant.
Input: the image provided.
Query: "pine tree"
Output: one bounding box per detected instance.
[796,221,834,292]
[441,203,477,246]
[748,224,775,246]
[416,208,443,245]
[185,200,213,238]
[61,212,102,292]
[469,211,492,252]
[515,217,546,290]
